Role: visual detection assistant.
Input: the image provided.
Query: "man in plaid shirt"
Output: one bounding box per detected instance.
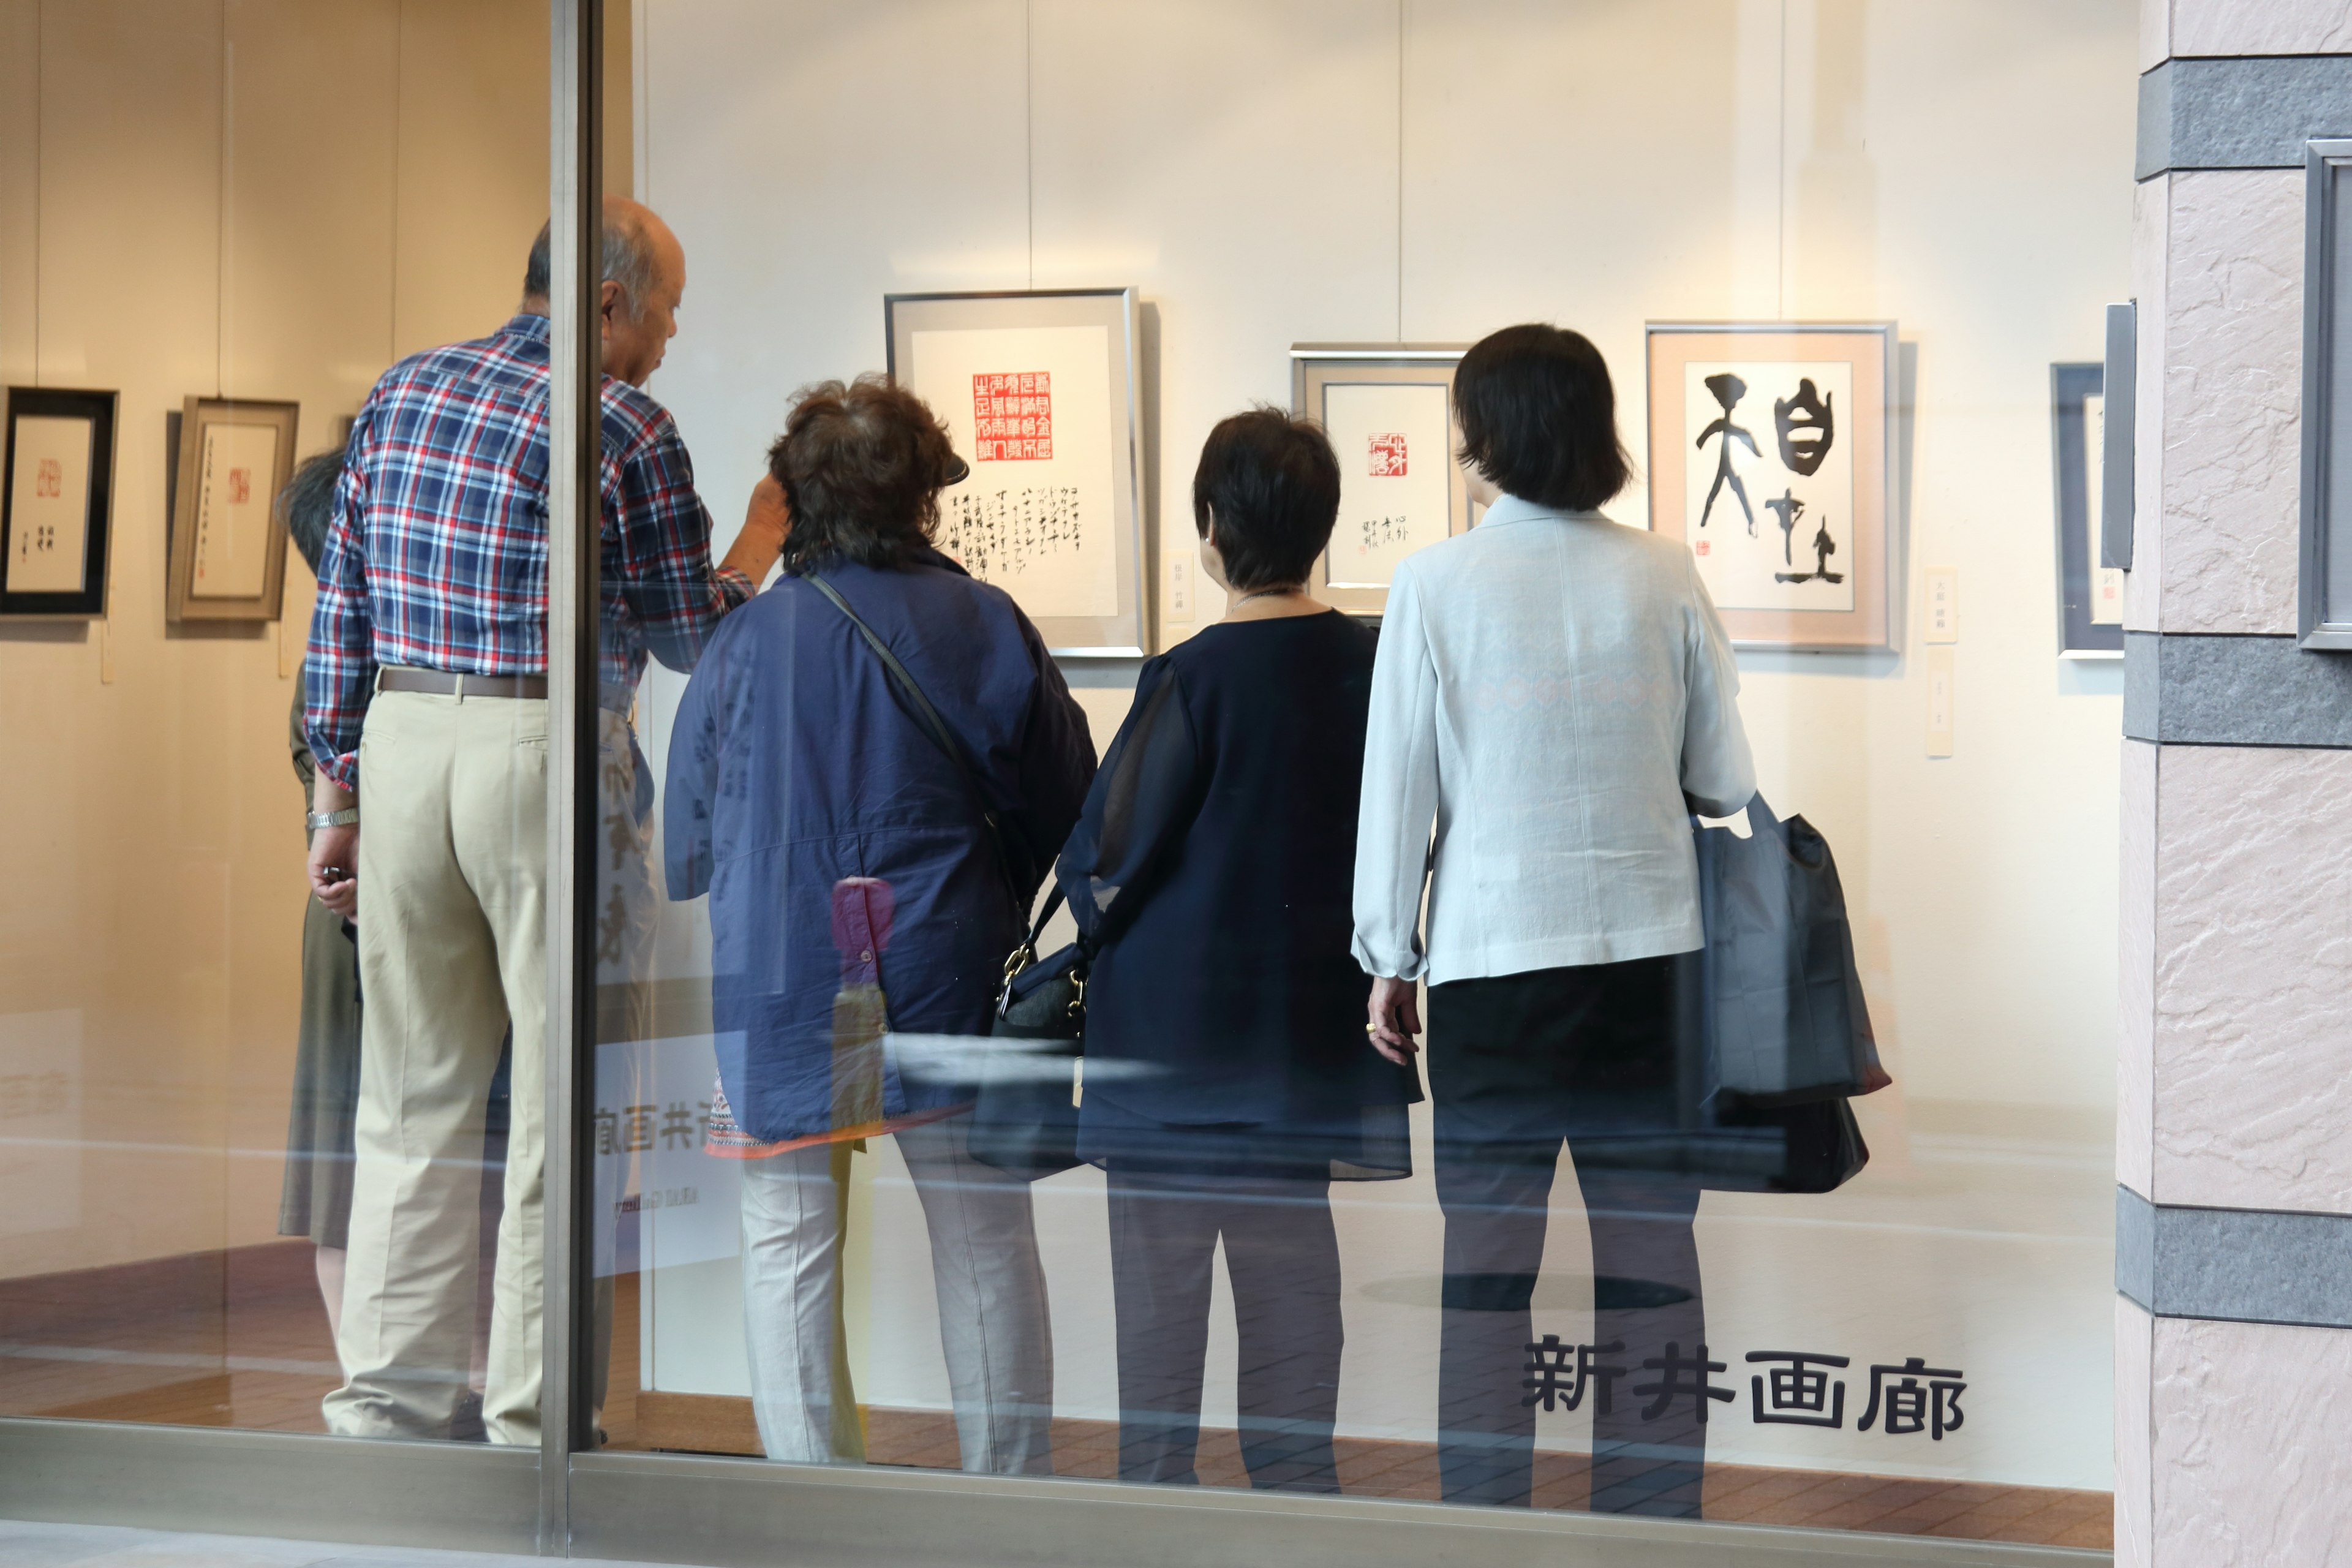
[302,196,783,1445]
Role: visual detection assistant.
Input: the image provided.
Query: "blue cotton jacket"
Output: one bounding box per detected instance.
[664,549,1096,1143]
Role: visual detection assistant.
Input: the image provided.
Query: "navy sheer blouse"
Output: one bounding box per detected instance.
[1056,610,1420,1177]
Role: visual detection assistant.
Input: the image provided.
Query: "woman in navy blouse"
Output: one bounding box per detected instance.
[666,376,1095,1475]
[1057,409,1421,1492]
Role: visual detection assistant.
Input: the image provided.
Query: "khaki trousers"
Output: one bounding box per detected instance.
[325,688,554,1444]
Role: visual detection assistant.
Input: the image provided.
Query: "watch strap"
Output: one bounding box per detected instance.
[306,808,361,830]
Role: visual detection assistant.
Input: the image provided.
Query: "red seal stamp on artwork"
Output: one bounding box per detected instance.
[228,467,252,504]
[35,458,62,499]
[972,372,1053,462]
[1368,433,1408,477]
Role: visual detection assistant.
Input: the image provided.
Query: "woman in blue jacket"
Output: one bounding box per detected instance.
[666,375,1095,1474]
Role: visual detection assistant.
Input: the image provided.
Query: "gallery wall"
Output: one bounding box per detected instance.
[620,0,2138,1490]
[0,0,627,1278]
[637,0,2137,1131]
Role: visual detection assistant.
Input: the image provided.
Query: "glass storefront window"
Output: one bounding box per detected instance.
[0,0,573,1459]
[1,1,2147,1560]
[578,1,2129,1554]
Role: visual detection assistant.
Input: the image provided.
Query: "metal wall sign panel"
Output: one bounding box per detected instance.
[562,1452,2109,1568]
[2302,140,2352,649]
[0,1420,540,1555]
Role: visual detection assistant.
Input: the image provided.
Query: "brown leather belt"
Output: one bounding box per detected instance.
[376,666,636,714]
[378,667,547,699]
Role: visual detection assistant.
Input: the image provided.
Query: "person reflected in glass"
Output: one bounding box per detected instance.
[276,452,363,1339]
[666,376,1095,1473]
[1354,326,1756,1517]
[1057,409,1422,1493]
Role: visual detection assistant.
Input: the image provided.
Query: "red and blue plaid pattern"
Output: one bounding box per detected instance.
[304,314,750,788]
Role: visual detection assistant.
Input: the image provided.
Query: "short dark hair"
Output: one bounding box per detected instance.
[769,375,959,573]
[1454,324,1632,511]
[1191,407,1340,593]
[277,450,345,574]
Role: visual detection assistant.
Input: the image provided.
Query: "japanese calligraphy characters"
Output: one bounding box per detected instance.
[1321,379,1454,589]
[938,487,1087,584]
[907,324,1119,619]
[191,420,279,599]
[5,415,92,595]
[1681,359,1855,614]
[1521,1336,1969,1441]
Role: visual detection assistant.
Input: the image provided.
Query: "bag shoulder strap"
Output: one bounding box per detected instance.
[804,571,1020,901]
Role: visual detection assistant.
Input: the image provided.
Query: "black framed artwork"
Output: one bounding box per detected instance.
[1,386,118,620]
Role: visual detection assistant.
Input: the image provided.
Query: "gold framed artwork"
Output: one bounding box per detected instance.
[1,386,119,620]
[1290,344,1473,617]
[1646,322,1898,652]
[166,396,300,624]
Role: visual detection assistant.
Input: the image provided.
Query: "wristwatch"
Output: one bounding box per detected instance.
[306,808,361,831]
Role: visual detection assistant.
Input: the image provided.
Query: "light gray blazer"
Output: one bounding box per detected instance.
[1351,494,1756,986]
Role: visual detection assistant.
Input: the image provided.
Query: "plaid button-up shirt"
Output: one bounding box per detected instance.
[304,314,752,789]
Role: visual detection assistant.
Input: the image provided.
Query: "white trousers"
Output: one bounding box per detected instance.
[739,1114,1055,1473]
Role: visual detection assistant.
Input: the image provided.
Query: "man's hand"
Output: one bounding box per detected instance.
[309,778,359,921]
[1366,974,1422,1066]
[720,476,789,584]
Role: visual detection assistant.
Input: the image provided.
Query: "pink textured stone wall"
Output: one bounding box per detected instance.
[2152,745,2352,1211]
[2151,1317,2352,1567]
[2155,171,2304,636]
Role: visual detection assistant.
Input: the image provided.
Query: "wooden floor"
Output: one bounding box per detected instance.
[2,1243,2111,1550]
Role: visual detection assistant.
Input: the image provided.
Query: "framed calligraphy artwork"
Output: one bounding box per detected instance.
[1646,322,1898,652]
[886,288,1147,657]
[166,395,300,624]
[1,386,118,620]
[1290,344,1473,619]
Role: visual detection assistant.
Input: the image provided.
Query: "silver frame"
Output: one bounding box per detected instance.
[2301,141,2352,649]
[883,287,1149,657]
[0,10,2113,1567]
[2051,361,2124,658]
[1643,320,1902,654]
[1289,342,1472,616]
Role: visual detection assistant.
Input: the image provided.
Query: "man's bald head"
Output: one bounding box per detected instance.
[521,195,680,322]
[521,196,687,386]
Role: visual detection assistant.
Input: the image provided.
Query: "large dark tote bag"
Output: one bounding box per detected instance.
[1686,794,1890,1194]
[803,573,1086,1179]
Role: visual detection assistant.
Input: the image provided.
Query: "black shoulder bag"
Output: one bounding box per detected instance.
[804,573,1087,1179]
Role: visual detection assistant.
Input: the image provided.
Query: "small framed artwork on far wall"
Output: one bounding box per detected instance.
[1646,322,1898,652]
[2050,362,2123,657]
[166,395,300,624]
[1290,344,1474,618]
[1,386,119,620]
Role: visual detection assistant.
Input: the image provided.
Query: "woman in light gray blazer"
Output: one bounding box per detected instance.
[1352,324,1755,1518]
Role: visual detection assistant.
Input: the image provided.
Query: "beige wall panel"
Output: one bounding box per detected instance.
[633,0,1029,611]
[2155,171,2302,638]
[1033,0,1397,628]
[2119,737,2155,1196]
[214,0,402,1245]
[2150,1316,2352,1567]
[2171,0,2352,56]
[0,0,36,384]
[4,0,236,1276]
[393,0,549,360]
[2152,744,2352,1212]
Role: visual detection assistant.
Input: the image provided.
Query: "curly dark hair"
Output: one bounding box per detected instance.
[768,375,959,572]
